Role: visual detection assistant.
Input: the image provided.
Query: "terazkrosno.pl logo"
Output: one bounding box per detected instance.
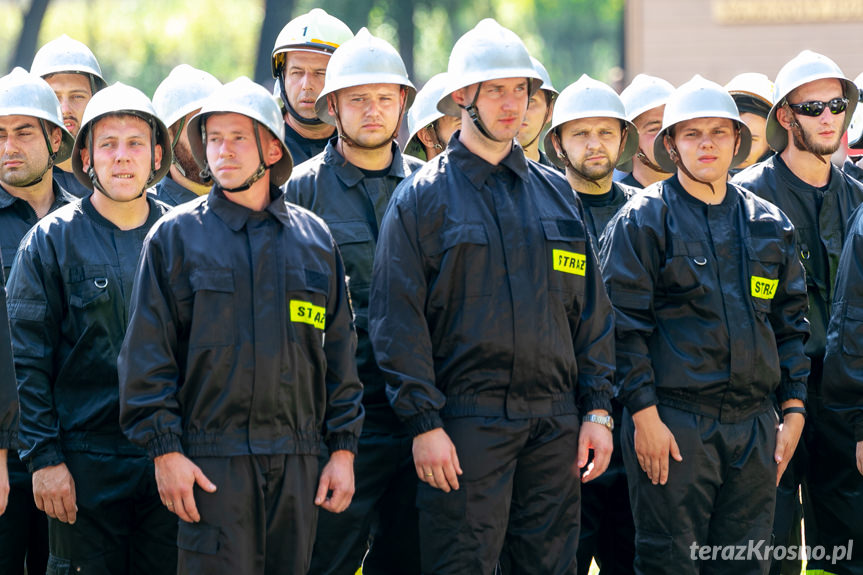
[690,540,854,565]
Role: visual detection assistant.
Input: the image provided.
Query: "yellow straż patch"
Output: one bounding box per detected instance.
[751,276,778,300]
[553,249,586,276]
[290,300,326,330]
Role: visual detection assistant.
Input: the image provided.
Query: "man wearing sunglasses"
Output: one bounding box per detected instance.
[733,50,863,575]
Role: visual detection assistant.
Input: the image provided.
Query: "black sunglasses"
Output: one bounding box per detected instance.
[787,97,849,117]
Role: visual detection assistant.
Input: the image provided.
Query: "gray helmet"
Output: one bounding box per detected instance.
[0,67,74,163]
[438,19,542,117]
[315,28,416,125]
[188,76,293,187]
[531,56,558,101]
[726,73,773,108]
[405,72,452,156]
[621,74,675,124]
[153,65,222,131]
[847,72,863,148]
[618,74,675,173]
[72,82,172,191]
[271,9,353,78]
[766,50,858,152]
[30,34,106,93]
[726,72,774,124]
[543,74,638,170]
[653,74,752,173]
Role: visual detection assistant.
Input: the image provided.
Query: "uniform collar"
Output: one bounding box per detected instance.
[81,193,165,231]
[666,174,738,209]
[446,132,531,190]
[157,175,199,206]
[322,138,408,188]
[0,180,76,210]
[208,184,288,231]
[773,153,842,194]
[284,122,332,147]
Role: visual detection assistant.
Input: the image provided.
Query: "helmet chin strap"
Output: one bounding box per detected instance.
[459,82,504,143]
[171,117,188,178]
[783,100,828,165]
[19,119,58,188]
[278,76,325,126]
[86,115,159,200]
[332,89,405,151]
[202,119,270,194]
[429,121,446,151]
[521,92,553,150]
[171,118,212,185]
[552,129,611,190]
[636,148,670,174]
[664,130,741,196]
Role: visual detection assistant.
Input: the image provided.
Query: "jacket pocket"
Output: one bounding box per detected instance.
[634,530,674,572]
[68,281,111,310]
[421,222,492,300]
[658,238,709,301]
[1,246,15,279]
[67,268,114,338]
[177,521,221,555]
[541,218,588,296]
[328,220,374,329]
[285,268,331,344]
[46,555,72,575]
[841,303,863,356]
[745,236,784,316]
[189,268,235,348]
[328,220,374,290]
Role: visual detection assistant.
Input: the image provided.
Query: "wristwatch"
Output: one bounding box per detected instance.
[583,413,614,432]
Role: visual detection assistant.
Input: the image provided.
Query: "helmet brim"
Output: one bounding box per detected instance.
[653,119,751,174]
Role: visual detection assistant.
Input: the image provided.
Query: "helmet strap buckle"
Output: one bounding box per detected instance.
[460,82,504,144]
[782,100,827,165]
[665,134,716,195]
[207,119,270,193]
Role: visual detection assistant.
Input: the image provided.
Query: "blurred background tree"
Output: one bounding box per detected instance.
[1,0,624,95]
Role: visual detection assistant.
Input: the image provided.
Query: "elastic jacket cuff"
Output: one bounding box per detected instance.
[25,444,65,474]
[581,393,613,416]
[326,432,359,455]
[776,383,807,406]
[147,433,185,459]
[406,411,445,438]
[0,430,17,450]
[623,386,659,415]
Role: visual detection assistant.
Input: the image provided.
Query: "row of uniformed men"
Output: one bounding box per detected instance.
[0,8,862,575]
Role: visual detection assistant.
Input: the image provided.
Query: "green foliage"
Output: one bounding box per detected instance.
[0,7,24,69]
[2,0,623,96]
[531,0,625,89]
[3,0,263,96]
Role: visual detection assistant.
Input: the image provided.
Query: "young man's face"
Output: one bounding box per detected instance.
[457,78,530,143]
[433,115,461,148]
[204,113,281,190]
[419,115,462,159]
[780,77,846,156]
[556,117,623,181]
[517,90,550,148]
[632,105,665,165]
[0,114,60,188]
[171,110,209,185]
[283,51,330,121]
[82,114,161,201]
[328,83,405,149]
[738,112,768,169]
[670,117,738,184]
[44,73,93,137]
